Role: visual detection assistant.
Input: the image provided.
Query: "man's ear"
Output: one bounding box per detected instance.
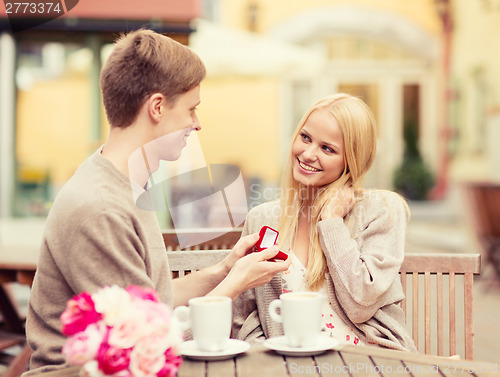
[147,93,164,123]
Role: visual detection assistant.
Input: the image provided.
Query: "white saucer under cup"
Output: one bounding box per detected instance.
[179,339,250,361]
[263,335,339,356]
[269,292,322,348]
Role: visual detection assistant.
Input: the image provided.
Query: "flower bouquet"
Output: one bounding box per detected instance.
[60,285,183,377]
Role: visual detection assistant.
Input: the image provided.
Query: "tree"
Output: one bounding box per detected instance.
[393,117,434,201]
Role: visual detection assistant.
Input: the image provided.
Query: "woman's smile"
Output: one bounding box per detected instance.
[297,158,322,173]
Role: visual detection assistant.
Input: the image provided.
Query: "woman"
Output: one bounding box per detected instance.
[233,93,417,352]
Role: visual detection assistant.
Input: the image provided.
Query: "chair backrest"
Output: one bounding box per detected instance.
[399,253,481,360]
[162,228,242,251]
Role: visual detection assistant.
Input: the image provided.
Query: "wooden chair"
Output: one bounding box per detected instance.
[163,228,240,277]
[162,227,243,251]
[0,245,37,377]
[1,342,32,377]
[0,283,33,376]
[399,253,481,360]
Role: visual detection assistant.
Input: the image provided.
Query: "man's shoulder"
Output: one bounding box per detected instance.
[46,157,134,229]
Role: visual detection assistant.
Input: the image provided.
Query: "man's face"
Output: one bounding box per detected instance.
[151,85,202,162]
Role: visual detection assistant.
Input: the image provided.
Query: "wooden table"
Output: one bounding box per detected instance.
[25,344,500,377]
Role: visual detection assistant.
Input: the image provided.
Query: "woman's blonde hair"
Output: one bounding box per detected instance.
[277,93,377,290]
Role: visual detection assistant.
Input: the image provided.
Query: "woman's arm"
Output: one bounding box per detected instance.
[319,190,407,323]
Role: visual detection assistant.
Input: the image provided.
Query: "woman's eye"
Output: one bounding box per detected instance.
[300,133,311,142]
[322,145,334,153]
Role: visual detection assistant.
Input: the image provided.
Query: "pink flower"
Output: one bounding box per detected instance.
[108,309,148,349]
[62,324,105,365]
[96,341,132,375]
[129,337,167,377]
[326,323,334,329]
[62,285,182,377]
[137,300,172,335]
[157,348,182,377]
[126,285,160,303]
[61,292,102,336]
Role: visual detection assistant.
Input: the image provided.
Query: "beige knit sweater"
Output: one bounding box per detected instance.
[232,190,417,353]
[25,149,173,374]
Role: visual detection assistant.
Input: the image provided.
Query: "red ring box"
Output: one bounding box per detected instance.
[253,226,288,261]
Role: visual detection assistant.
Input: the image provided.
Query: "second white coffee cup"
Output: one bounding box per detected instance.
[173,296,232,352]
[269,291,323,347]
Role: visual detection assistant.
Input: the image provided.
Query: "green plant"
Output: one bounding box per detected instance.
[393,118,434,201]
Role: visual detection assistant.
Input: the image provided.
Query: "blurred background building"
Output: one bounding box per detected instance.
[1,0,499,221]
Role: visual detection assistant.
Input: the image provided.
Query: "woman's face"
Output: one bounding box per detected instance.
[291,109,346,189]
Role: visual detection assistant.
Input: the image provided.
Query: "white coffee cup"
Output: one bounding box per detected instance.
[173,296,231,352]
[269,291,323,347]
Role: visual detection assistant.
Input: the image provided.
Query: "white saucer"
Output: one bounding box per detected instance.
[263,335,339,356]
[179,339,250,361]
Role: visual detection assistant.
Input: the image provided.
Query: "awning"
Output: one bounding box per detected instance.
[189,19,326,78]
[0,0,200,35]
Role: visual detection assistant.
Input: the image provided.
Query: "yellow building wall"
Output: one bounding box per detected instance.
[223,0,441,35]
[197,76,281,184]
[16,77,92,186]
[453,0,500,106]
[15,73,280,187]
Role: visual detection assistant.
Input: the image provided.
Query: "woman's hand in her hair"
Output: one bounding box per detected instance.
[320,185,355,220]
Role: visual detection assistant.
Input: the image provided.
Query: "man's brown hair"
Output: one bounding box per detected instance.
[100,29,206,128]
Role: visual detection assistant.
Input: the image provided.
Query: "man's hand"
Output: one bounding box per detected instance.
[209,246,291,300]
[220,233,259,273]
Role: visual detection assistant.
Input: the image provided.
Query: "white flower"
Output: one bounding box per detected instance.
[92,285,132,326]
[165,318,184,349]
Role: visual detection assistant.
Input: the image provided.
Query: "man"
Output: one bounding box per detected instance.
[25,29,290,374]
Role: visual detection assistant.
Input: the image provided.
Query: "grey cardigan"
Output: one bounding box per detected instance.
[232,190,417,352]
